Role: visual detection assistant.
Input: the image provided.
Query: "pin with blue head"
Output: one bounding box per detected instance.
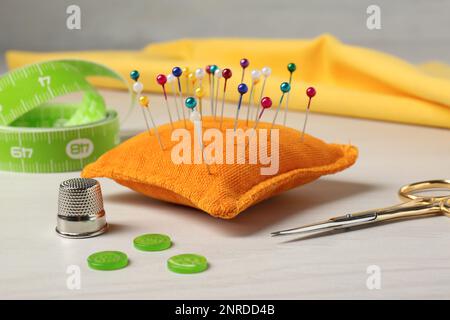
[219,68,232,129]
[172,66,187,128]
[271,82,291,129]
[246,69,261,126]
[283,63,297,126]
[240,58,249,82]
[234,83,248,131]
[301,87,316,142]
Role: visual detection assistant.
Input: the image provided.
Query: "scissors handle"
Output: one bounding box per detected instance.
[399,179,450,202]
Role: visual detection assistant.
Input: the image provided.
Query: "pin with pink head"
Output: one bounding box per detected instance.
[301,87,317,141]
[156,74,174,129]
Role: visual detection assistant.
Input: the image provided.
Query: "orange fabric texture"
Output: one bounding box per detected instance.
[82,117,358,219]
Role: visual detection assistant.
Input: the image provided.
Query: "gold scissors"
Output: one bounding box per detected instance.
[271,179,450,237]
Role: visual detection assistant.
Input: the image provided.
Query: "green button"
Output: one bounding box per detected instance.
[167,254,208,274]
[87,251,128,271]
[133,234,172,252]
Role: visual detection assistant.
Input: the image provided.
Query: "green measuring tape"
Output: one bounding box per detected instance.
[0,60,129,173]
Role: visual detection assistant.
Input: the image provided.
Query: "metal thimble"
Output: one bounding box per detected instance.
[56,178,108,239]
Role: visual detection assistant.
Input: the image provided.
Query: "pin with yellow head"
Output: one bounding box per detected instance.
[139,95,164,150]
[195,86,205,116]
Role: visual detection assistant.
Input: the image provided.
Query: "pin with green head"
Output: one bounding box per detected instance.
[271,82,291,129]
[283,63,297,126]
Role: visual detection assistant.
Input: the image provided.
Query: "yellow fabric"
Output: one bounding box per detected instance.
[82,117,358,219]
[6,34,450,128]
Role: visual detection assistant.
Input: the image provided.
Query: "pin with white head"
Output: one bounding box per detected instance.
[172,67,187,128]
[283,63,296,126]
[301,87,316,142]
[130,70,143,95]
[167,73,181,121]
[271,82,291,129]
[156,74,174,129]
[246,69,261,126]
[208,65,218,116]
[139,95,164,150]
[234,83,248,131]
[195,68,205,90]
[185,97,211,174]
[240,58,249,82]
[213,67,222,119]
[257,67,272,121]
[219,68,232,129]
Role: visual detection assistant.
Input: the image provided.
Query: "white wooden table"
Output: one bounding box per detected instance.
[1,90,449,299]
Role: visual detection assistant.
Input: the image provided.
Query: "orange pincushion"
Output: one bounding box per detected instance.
[82,117,358,219]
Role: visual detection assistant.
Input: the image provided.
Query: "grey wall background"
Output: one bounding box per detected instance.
[1,0,450,68]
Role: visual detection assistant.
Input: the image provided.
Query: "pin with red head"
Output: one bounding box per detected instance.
[301,87,316,141]
[156,74,174,129]
[253,97,273,130]
[219,68,232,129]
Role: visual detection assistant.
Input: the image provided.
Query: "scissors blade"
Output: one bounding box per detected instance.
[271,212,378,237]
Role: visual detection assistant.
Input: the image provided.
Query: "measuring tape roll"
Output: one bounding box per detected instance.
[0,60,129,173]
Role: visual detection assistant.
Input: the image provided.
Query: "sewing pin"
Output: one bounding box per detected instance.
[172,66,187,128]
[219,68,232,129]
[213,67,222,119]
[209,65,218,116]
[156,74,174,129]
[253,97,273,130]
[188,72,196,95]
[185,97,211,174]
[240,58,249,82]
[301,87,316,142]
[139,95,164,150]
[195,86,205,116]
[246,69,261,126]
[195,68,205,90]
[257,67,272,121]
[130,70,143,94]
[271,82,291,129]
[182,67,190,96]
[167,73,181,121]
[234,83,248,131]
[205,65,212,115]
[283,63,296,126]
